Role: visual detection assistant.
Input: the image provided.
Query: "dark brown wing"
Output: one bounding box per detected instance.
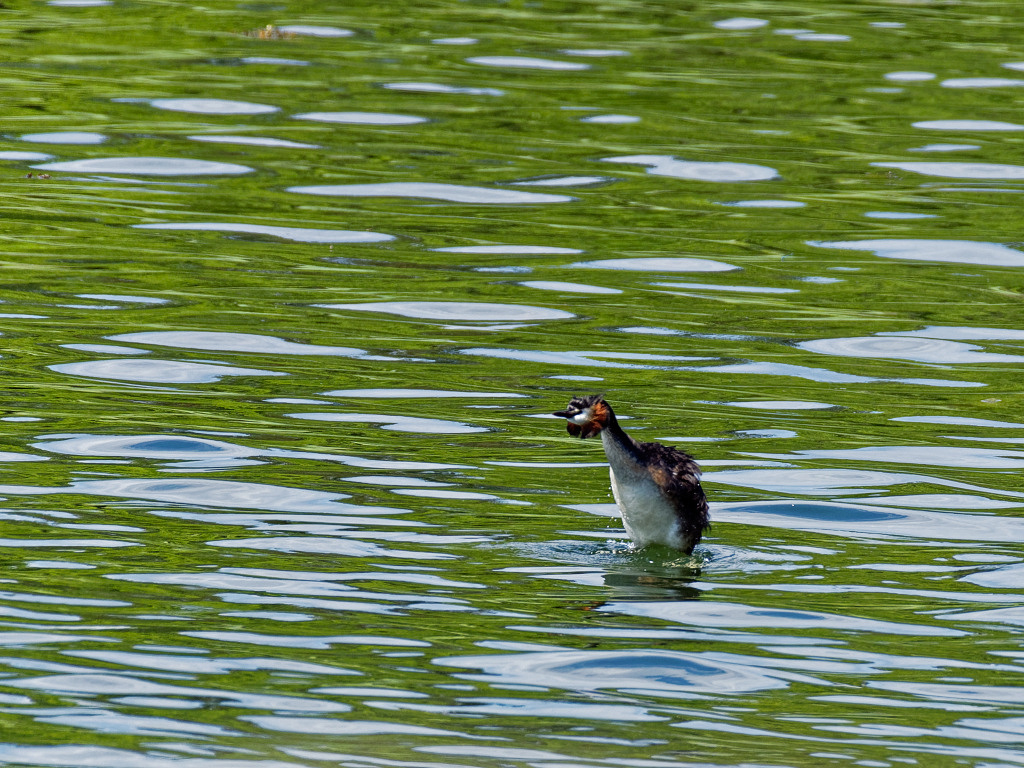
[634,439,710,543]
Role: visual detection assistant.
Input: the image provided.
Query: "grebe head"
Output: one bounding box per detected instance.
[553,394,613,439]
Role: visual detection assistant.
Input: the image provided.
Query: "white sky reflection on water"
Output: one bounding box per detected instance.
[560,48,629,57]
[892,415,1024,428]
[0,151,53,161]
[809,239,1024,266]
[602,154,779,181]
[873,161,1024,179]
[315,301,574,322]
[34,157,254,175]
[107,331,370,356]
[652,281,798,293]
[466,56,590,71]
[293,111,428,125]
[909,144,980,152]
[324,389,525,398]
[880,325,1024,340]
[187,135,320,149]
[239,55,309,65]
[518,280,621,294]
[148,98,279,114]
[580,114,640,124]
[382,82,505,96]
[276,24,353,37]
[287,182,575,204]
[573,257,739,272]
[713,17,769,30]
[913,119,1024,130]
[50,359,285,384]
[133,222,394,243]
[460,348,713,369]
[21,132,106,144]
[286,412,487,434]
[432,245,582,254]
[941,77,1024,88]
[719,199,805,208]
[885,71,936,82]
[510,175,611,187]
[797,335,1024,364]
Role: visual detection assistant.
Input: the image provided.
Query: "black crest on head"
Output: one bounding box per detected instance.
[553,394,605,418]
[553,394,611,439]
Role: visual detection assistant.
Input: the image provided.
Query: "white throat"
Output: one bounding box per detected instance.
[571,409,592,425]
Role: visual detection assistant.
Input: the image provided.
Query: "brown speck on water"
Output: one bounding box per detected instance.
[246,24,296,40]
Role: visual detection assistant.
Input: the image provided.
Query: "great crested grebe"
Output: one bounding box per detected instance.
[554,394,709,553]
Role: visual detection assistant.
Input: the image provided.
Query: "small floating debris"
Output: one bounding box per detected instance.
[245,25,296,40]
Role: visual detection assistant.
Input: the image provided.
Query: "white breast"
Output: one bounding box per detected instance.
[601,431,687,550]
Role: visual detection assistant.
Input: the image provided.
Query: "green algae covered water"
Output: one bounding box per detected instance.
[2,1,1024,766]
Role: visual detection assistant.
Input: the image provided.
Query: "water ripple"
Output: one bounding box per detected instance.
[288,182,574,204]
[21,131,106,144]
[941,77,1024,88]
[209,536,453,559]
[653,280,797,293]
[277,24,353,37]
[0,477,394,516]
[436,647,792,695]
[65,649,358,676]
[874,161,1024,180]
[0,744,309,768]
[293,111,427,125]
[914,119,1024,131]
[382,82,504,96]
[581,114,640,124]
[133,222,393,243]
[187,135,319,149]
[0,151,53,161]
[432,245,581,254]
[797,335,1024,364]
[519,280,621,294]
[50,359,284,384]
[34,434,255,461]
[325,388,525,398]
[881,325,1024,340]
[147,97,278,114]
[107,331,368,356]
[316,301,573,321]
[708,466,1015,496]
[602,154,779,182]
[754,445,1024,469]
[460,348,712,369]
[511,175,611,187]
[892,415,1024,429]
[810,239,1024,266]
[713,17,769,30]
[286,412,487,434]
[34,157,253,176]
[10,672,347,712]
[714,500,1024,543]
[690,359,979,387]
[573,257,739,272]
[885,71,936,82]
[603,599,964,636]
[466,56,590,71]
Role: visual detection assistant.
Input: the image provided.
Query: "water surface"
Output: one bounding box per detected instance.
[3,2,1024,767]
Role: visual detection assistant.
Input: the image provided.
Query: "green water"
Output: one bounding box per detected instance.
[1,1,1024,766]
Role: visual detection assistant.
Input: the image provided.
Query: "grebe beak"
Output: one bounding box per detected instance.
[553,409,574,418]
